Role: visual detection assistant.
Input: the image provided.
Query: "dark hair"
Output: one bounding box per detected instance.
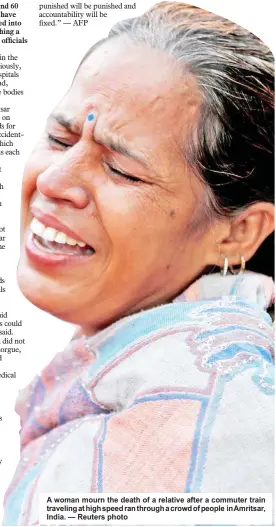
[83,2,275,276]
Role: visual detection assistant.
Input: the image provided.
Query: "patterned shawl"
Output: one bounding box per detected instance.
[3,271,274,525]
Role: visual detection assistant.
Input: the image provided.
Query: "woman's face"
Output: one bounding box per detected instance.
[18,38,216,330]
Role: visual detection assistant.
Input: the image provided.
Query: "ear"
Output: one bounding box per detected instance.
[214,202,274,268]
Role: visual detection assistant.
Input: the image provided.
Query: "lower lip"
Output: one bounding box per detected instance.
[25,232,95,268]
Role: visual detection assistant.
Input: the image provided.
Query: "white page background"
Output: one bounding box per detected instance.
[0,0,275,522]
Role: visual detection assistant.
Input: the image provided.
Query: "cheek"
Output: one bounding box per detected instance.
[22,142,54,200]
[21,146,51,227]
[95,183,177,253]
[99,190,143,251]
[21,161,39,229]
[22,161,37,198]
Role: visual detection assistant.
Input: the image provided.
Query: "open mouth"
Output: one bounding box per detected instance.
[30,218,95,257]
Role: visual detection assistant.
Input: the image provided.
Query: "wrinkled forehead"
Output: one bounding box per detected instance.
[55,38,202,154]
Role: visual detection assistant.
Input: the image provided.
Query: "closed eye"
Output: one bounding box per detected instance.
[47,134,72,149]
[104,162,142,183]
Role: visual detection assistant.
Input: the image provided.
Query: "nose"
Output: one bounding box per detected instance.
[36,145,90,209]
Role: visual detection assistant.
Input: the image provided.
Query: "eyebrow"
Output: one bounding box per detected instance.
[49,113,81,135]
[49,112,152,169]
[93,129,151,167]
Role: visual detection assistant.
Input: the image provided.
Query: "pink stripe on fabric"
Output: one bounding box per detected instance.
[101,399,201,492]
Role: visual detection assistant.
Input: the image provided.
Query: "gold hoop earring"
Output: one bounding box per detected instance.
[229,255,246,275]
[220,256,228,276]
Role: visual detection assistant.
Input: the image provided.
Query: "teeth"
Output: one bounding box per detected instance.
[30,218,87,248]
[31,217,46,237]
[66,236,77,246]
[43,227,56,242]
[55,231,67,244]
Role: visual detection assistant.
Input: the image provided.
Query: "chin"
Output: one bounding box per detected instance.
[17,259,73,323]
[16,256,107,328]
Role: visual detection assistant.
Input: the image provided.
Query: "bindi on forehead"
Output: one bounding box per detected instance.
[63,39,202,149]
